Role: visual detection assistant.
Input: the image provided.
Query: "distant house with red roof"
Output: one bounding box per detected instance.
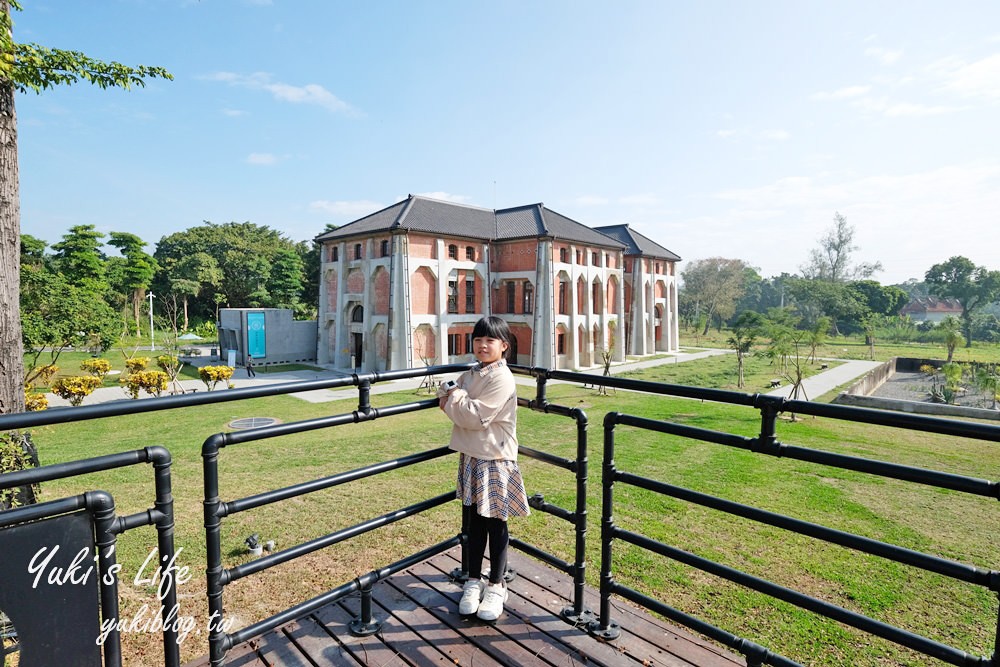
[899,297,963,323]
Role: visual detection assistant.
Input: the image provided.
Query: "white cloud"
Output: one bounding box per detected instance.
[246,153,279,165]
[811,85,872,101]
[222,108,247,117]
[204,71,355,114]
[415,191,471,204]
[716,129,737,138]
[853,97,960,117]
[759,129,790,141]
[702,161,1000,282]
[865,47,903,66]
[619,194,660,206]
[309,200,385,217]
[931,53,1000,100]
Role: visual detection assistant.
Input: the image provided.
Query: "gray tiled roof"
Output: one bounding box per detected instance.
[593,224,681,261]
[315,197,497,242]
[315,196,633,252]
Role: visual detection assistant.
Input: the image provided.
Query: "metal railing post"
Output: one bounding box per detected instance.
[561,407,594,624]
[202,434,229,667]
[90,490,123,667]
[348,574,381,636]
[589,413,621,640]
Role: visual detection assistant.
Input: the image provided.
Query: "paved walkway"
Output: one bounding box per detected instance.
[765,359,882,400]
[42,348,880,408]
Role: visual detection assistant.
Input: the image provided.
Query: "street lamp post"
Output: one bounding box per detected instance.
[148,292,155,351]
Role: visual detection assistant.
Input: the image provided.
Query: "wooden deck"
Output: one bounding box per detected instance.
[184,548,745,667]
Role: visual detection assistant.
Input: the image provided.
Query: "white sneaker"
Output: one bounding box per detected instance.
[458,578,485,615]
[476,582,508,621]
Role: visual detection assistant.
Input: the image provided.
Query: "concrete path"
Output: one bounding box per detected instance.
[765,359,882,400]
[41,348,879,408]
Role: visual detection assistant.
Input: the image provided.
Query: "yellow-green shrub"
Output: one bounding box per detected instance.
[125,357,150,374]
[80,357,112,380]
[24,388,48,412]
[120,370,169,399]
[199,365,234,391]
[51,376,102,406]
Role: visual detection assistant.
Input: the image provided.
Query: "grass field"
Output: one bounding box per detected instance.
[686,327,1000,364]
[24,361,999,667]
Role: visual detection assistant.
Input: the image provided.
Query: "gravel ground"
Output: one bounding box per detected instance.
[871,370,998,409]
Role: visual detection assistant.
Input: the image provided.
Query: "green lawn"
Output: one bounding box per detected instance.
[684,327,1000,364]
[27,370,999,666]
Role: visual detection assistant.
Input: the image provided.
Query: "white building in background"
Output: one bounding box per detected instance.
[315,195,681,372]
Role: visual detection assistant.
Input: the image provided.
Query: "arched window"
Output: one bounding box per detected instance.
[559,248,568,263]
[330,246,339,262]
[558,281,568,314]
[506,281,516,313]
[466,246,475,261]
[351,305,364,322]
[592,251,601,267]
[448,244,458,259]
[523,283,534,314]
[380,239,389,257]
[354,243,362,260]
[592,281,601,314]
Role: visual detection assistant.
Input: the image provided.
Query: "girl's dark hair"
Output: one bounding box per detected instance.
[472,316,512,357]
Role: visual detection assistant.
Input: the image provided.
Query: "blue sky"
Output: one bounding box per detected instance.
[14,1,1000,285]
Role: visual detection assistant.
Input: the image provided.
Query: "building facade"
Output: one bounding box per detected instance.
[316,195,680,372]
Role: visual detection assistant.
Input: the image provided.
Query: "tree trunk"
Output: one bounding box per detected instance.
[0,77,25,415]
[183,296,189,331]
[134,289,142,337]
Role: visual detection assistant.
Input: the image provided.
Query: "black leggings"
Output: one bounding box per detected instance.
[467,509,509,584]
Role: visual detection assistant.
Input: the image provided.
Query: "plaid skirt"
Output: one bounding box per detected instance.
[457,453,530,520]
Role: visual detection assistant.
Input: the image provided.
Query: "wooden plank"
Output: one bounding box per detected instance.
[480,551,743,667]
[337,587,502,667]
[254,629,314,667]
[311,602,414,667]
[281,615,360,666]
[185,548,746,667]
[393,564,584,667]
[424,552,654,667]
[432,551,745,667]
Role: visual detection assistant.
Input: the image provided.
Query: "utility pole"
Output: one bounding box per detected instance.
[148,292,155,351]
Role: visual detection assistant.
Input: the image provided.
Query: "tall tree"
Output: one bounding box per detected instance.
[848,280,909,318]
[153,221,305,318]
[680,257,750,335]
[168,251,222,331]
[0,1,170,415]
[51,223,106,285]
[108,231,156,336]
[801,212,883,282]
[925,256,1000,347]
[727,311,764,388]
[268,247,305,310]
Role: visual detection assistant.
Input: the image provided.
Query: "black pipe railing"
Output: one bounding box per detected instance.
[514,366,593,623]
[585,383,1000,667]
[202,363,593,666]
[0,447,178,667]
[9,360,992,667]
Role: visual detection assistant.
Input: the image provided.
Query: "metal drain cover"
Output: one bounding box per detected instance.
[228,417,280,430]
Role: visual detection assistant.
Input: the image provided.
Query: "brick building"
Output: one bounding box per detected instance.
[315,195,680,371]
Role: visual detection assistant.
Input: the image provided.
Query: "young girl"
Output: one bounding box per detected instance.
[438,316,529,621]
